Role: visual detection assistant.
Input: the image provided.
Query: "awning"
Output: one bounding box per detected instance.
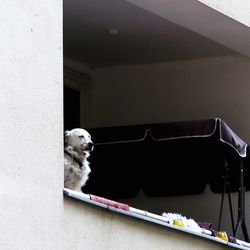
[85,118,249,199]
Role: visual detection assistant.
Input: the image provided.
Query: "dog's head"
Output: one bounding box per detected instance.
[64,128,94,153]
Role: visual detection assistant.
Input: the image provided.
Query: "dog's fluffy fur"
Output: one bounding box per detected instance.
[64,128,94,192]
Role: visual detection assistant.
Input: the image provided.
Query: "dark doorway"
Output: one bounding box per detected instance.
[64,86,81,130]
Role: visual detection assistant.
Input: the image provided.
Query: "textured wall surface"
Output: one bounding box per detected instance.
[199,0,250,27]
[0,1,63,249]
[1,0,250,249]
[64,197,235,250]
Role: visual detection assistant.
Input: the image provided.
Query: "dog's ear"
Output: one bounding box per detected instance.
[64,130,70,146]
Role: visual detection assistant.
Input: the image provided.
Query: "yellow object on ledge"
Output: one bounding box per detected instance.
[215,231,228,241]
[173,219,185,228]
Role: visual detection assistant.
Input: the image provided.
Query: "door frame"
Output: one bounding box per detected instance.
[64,66,91,128]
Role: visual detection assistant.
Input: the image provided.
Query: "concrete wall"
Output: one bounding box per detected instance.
[64,196,236,250]
[199,0,250,27]
[0,0,64,249]
[1,0,249,249]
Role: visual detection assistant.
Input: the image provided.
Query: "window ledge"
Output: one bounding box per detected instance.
[63,188,250,250]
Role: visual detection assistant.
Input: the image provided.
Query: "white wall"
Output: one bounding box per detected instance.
[64,196,235,250]
[0,1,64,249]
[1,0,249,249]
[91,54,250,237]
[199,0,250,27]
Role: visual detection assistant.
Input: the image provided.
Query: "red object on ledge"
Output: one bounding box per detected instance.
[89,194,130,211]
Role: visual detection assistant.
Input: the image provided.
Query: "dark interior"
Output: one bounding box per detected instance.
[64,86,81,131]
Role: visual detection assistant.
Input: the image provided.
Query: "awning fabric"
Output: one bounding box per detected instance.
[85,118,249,199]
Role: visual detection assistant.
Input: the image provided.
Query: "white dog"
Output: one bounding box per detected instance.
[64,128,94,192]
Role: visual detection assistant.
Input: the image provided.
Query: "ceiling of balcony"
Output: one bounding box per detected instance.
[63,0,238,68]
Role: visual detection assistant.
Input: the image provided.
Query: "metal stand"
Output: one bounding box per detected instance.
[218,160,235,235]
[218,158,249,242]
[234,158,249,242]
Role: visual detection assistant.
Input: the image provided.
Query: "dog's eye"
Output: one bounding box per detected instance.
[79,135,84,139]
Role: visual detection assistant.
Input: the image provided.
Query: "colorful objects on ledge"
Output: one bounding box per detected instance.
[64,188,250,249]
